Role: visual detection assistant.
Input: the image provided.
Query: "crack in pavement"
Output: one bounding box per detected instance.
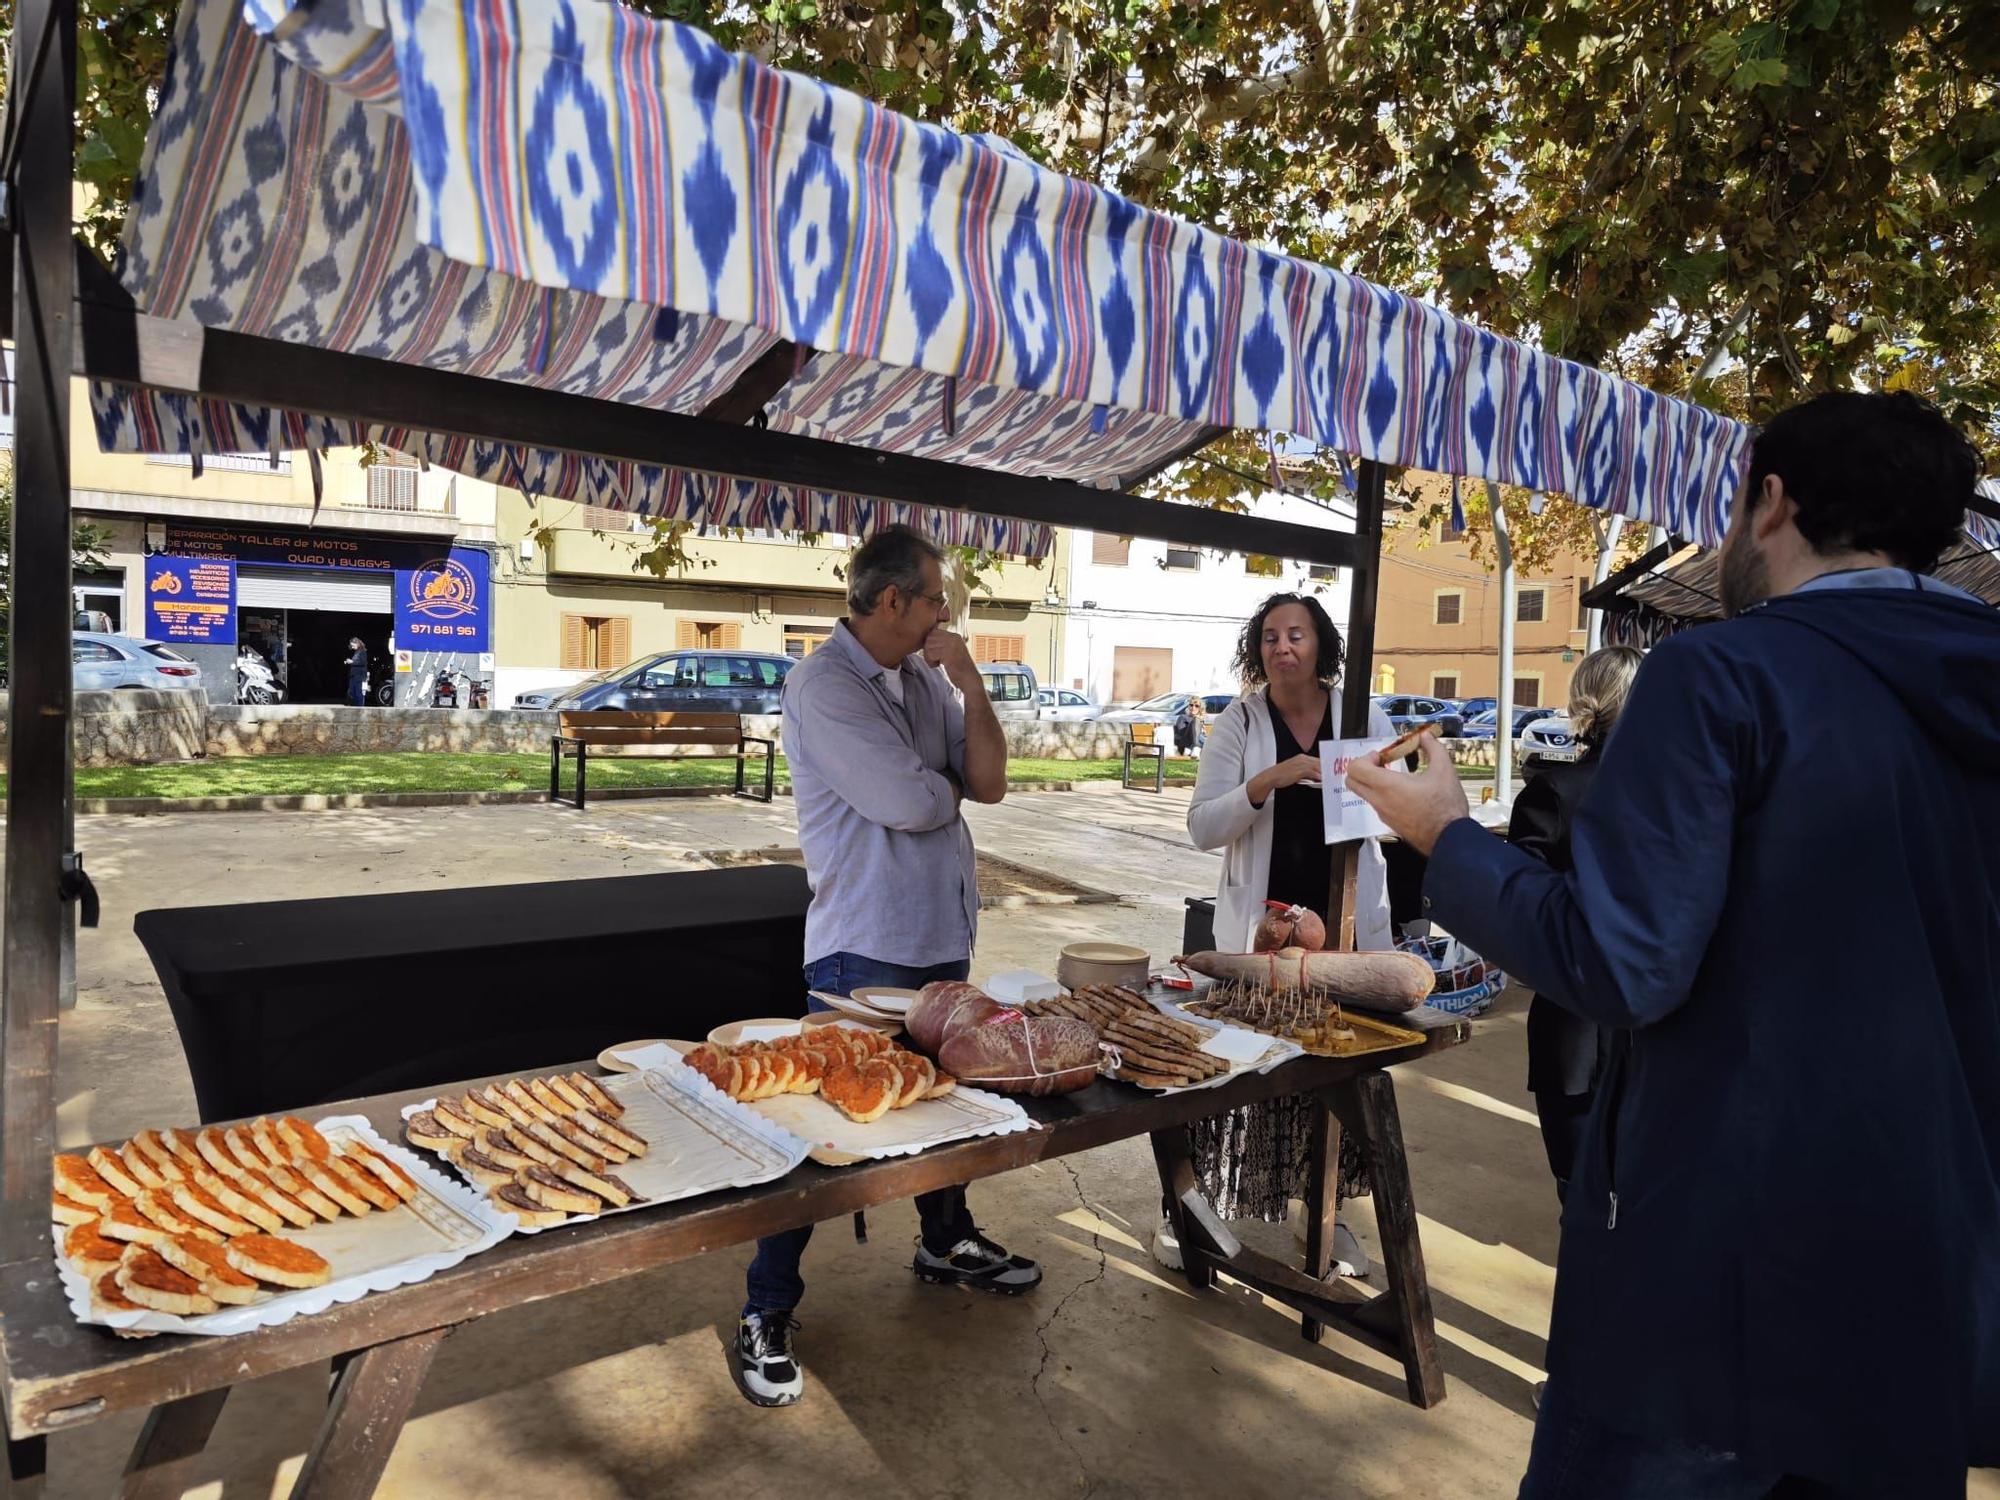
[1032,1158,1111,1497]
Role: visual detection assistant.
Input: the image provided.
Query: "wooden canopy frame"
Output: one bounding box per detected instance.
[0,0,1390,1358]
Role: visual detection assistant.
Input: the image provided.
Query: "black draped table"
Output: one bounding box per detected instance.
[135,865,812,1121]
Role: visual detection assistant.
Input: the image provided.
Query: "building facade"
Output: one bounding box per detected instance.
[1372,517,1595,708]
[63,378,502,706]
[489,492,1066,707]
[1060,492,1355,707]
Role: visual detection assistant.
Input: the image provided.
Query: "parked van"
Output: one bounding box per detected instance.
[976,661,1041,718]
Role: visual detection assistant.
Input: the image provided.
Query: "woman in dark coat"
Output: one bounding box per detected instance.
[344,637,370,708]
[1507,644,1642,1201]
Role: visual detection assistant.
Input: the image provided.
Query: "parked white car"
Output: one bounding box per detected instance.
[71,632,205,692]
[1519,710,1582,763]
[1036,688,1101,722]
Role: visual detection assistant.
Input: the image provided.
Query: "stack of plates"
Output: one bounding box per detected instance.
[808,987,916,1029]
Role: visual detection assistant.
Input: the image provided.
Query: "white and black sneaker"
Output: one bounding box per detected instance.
[735,1310,803,1407]
[912,1233,1043,1295]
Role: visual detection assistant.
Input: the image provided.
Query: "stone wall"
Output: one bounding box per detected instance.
[207,705,559,757]
[5,699,1151,766]
[0,690,210,767]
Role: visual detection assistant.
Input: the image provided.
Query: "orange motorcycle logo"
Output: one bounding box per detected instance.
[406,557,478,620]
[150,570,184,595]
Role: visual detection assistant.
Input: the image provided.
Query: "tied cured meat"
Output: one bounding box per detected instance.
[1252,902,1327,953]
[906,980,1002,1055]
[1173,948,1436,1011]
[938,1014,1099,1097]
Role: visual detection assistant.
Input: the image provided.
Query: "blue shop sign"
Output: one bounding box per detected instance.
[144,555,236,645]
[394,547,490,653]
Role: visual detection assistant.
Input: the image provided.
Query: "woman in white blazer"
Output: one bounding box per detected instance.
[1161,593,1395,1277]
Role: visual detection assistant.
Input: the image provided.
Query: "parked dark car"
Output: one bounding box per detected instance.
[1460,705,1557,740]
[1456,695,1498,719]
[1372,694,1465,739]
[513,650,794,714]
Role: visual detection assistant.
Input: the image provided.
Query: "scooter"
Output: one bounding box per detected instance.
[431,669,460,709]
[235,647,283,705]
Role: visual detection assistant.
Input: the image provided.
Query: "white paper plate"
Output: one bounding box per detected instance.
[809,989,905,1026]
[53,1115,516,1337]
[848,986,918,1016]
[709,1016,882,1047]
[403,1068,812,1233]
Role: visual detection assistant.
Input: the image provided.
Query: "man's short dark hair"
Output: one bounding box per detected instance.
[1744,391,1979,573]
[847,524,944,614]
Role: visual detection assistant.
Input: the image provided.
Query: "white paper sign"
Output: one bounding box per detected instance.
[736,1022,806,1044]
[1320,737,1401,843]
[1197,1026,1275,1064]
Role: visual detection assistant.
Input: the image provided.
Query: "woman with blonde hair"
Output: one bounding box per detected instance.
[1509,643,1644,1201]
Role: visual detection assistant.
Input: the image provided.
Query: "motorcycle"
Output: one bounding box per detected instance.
[431,668,460,709]
[235,646,283,705]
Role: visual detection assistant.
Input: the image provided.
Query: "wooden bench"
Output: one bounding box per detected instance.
[1122,720,1167,792]
[549,711,775,809]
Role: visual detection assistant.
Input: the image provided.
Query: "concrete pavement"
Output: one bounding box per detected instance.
[17,787,1991,1498]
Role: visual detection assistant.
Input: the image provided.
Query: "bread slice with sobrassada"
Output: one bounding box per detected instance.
[224,1234,331,1289]
[501,1079,562,1126]
[52,1154,121,1212]
[64,1222,127,1278]
[526,1078,574,1119]
[194,1128,246,1182]
[552,1160,641,1208]
[462,1088,514,1130]
[186,1173,285,1234]
[87,1145,145,1200]
[516,1165,601,1216]
[52,1190,100,1227]
[155,1234,262,1306]
[130,1130,190,1183]
[545,1075,595,1115]
[117,1245,219,1316]
[452,1147,517,1189]
[296,1158,371,1216]
[328,1154,399,1212]
[341,1144,420,1203]
[403,1110,461,1154]
[134,1188,223,1243]
[232,1168,319,1229]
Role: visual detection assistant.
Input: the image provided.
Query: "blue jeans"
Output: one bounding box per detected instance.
[1521,1381,1832,1499]
[742,953,978,1316]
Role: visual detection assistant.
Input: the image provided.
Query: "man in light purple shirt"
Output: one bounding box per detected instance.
[734,525,1042,1409]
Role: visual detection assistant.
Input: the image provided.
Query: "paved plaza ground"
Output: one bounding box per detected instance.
[18,786,1996,1499]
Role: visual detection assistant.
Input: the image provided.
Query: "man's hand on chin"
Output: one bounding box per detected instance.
[1345,733,1470,857]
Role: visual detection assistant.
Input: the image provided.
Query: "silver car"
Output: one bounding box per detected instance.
[72,631,205,691]
[1519,710,1582,763]
[1036,687,1102,722]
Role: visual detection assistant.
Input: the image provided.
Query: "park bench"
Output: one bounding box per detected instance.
[549,710,775,809]
[1122,720,1168,792]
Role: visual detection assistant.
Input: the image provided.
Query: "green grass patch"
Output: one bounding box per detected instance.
[16,751,1209,801]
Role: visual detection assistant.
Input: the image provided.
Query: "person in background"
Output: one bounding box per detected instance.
[1508,644,1642,1203]
[734,525,1041,1410]
[1173,695,1200,756]
[1188,693,1208,758]
[343,636,368,707]
[1161,592,1396,1278]
[1348,391,1999,1496]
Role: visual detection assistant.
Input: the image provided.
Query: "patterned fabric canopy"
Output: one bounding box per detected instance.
[99,0,1759,555]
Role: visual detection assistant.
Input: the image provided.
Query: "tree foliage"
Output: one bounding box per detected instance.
[0,454,112,677]
[17,0,1997,558]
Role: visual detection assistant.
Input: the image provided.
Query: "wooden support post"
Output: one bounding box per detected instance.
[1148,1127,1216,1290]
[287,1327,448,1500]
[1341,1072,1446,1407]
[119,1389,231,1500]
[1,0,79,1268]
[1300,1098,1343,1343]
[1326,459,1387,950]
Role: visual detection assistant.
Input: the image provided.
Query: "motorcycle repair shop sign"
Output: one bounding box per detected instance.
[144,555,236,645]
[394,547,490,653]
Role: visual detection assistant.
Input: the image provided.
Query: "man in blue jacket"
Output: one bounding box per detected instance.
[1349,392,1999,1497]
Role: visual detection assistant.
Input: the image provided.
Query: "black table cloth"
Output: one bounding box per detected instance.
[136,864,811,1120]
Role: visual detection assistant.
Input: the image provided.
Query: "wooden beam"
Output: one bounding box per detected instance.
[1,0,76,1268]
[697,338,804,425]
[286,1328,448,1500]
[75,298,1371,572]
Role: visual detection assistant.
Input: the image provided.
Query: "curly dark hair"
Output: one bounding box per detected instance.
[1745,391,1978,573]
[1232,592,1346,687]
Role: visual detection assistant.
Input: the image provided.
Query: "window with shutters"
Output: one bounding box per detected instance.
[365,450,420,512]
[1577,577,1590,629]
[561,614,631,672]
[1434,590,1463,625]
[1164,547,1201,571]
[676,619,743,650]
[1431,674,1460,698]
[971,633,1027,664]
[1513,676,1543,708]
[784,624,832,659]
[1307,563,1339,582]
[1091,533,1131,566]
[1517,588,1547,623]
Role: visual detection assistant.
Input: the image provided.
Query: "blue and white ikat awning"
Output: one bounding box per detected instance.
[98,0,1760,557]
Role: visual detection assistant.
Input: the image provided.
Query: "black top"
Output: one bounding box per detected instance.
[1506,758,1614,1096]
[1264,695,1334,919]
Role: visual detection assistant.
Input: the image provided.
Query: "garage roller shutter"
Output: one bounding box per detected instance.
[237,566,393,612]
